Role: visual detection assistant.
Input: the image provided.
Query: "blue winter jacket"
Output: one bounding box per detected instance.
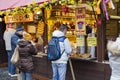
[11,32,23,53]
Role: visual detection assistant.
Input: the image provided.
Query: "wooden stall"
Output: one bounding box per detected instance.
[0,0,120,80]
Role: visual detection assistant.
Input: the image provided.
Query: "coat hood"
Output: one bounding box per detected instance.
[52,30,65,37]
[18,40,31,48]
[107,37,120,55]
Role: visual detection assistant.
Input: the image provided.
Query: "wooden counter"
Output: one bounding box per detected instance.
[32,56,111,80]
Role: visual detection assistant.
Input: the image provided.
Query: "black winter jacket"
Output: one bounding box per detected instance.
[18,40,37,72]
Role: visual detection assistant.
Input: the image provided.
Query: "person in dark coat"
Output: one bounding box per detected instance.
[11,25,24,77]
[18,33,37,80]
[0,14,7,63]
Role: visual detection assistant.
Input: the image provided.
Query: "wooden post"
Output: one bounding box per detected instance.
[97,2,106,62]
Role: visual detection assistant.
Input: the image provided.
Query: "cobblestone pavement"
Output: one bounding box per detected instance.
[0,67,17,80]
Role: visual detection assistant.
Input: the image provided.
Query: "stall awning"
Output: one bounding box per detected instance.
[0,0,48,10]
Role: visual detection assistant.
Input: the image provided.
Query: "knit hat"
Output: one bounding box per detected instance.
[16,25,24,31]
[23,33,32,40]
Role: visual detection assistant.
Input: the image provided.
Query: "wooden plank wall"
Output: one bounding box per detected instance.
[66,59,111,80]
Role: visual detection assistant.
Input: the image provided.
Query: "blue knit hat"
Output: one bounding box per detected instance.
[16,25,24,31]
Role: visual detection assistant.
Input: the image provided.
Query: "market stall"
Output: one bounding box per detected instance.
[32,0,120,80]
[0,0,120,80]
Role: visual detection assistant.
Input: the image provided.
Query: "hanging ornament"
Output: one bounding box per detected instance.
[32,0,36,6]
[96,0,102,14]
[0,11,3,15]
[70,0,75,4]
[39,4,44,8]
[103,0,110,20]
[5,10,11,16]
[62,5,68,14]
[108,0,115,9]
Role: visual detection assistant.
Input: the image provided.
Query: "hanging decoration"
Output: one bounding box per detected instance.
[108,0,115,9]
[37,21,45,35]
[0,0,58,16]
[0,11,3,15]
[67,0,76,4]
[96,0,115,20]
[1,0,115,20]
[62,5,68,14]
[96,0,102,14]
[103,0,110,20]
[87,0,97,6]
[45,5,52,19]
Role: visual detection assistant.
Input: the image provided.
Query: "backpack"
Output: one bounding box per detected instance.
[47,36,66,61]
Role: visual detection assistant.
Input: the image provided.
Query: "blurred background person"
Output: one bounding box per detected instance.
[3,23,16,76]
[11,25,24,77]
[107,36,120,80]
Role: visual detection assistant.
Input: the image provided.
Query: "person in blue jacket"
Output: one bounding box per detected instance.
[10,25,24,77]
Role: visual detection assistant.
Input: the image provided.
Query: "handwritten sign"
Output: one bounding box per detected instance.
[76,38,85,46]
[76,7,86,34]
[87,37,97,46]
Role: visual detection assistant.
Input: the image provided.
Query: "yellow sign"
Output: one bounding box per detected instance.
[5,13,33,23]
[87,37,97,46]
[76,38,85,46]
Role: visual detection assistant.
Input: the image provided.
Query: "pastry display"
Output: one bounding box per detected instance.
[37,21,44,35]
[71,53,91,58]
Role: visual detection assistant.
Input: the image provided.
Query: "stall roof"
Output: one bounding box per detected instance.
[0,0,48,10]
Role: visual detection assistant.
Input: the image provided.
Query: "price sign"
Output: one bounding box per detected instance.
[76,38,85,46]
[87,37,97,46]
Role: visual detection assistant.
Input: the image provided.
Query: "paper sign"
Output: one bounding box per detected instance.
[76,38,85,46]
[87,37,97,46]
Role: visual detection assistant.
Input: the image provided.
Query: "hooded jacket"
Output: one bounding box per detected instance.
[18,40,37,72]
[11,32,23,52]
[107,37,120,80]
[52,30,72,63]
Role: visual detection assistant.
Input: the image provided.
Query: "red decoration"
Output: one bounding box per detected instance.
[97,19,102,25]
[62,5,68,14]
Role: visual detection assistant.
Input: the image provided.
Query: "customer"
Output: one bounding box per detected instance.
[18,33,37,80]
[51,24,72,80]
[11,25,24,77]
[107,36,120,80]
[3,23,16,76]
